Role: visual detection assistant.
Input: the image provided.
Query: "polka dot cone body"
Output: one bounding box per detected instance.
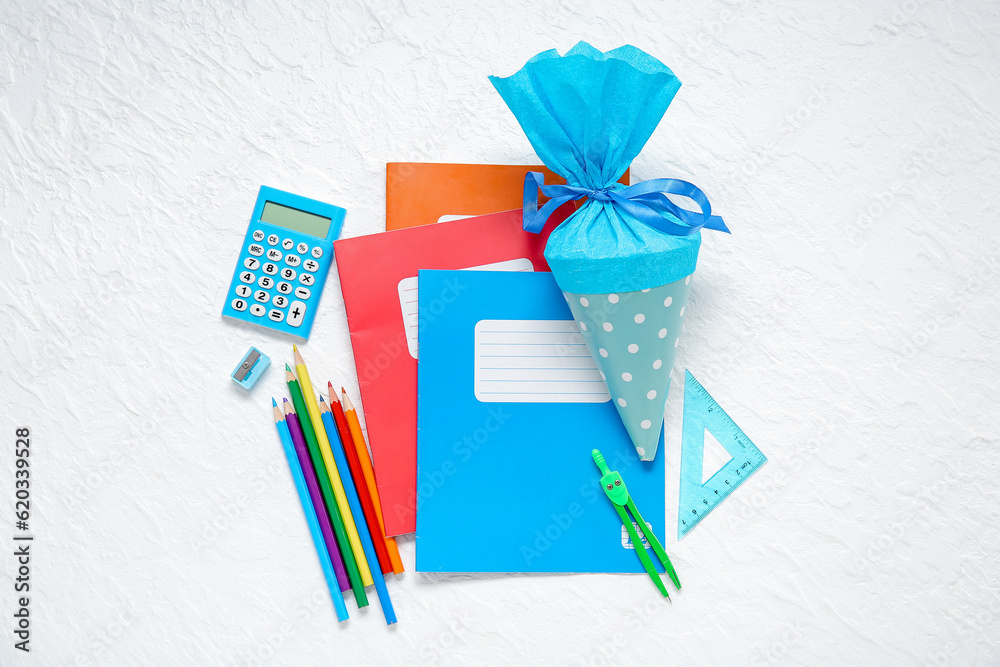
[563,274,692,460]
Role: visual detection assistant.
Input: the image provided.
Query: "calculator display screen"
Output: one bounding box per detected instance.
[260,201,331,238]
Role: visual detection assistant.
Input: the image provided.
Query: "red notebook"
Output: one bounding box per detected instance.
[334,205,573,535]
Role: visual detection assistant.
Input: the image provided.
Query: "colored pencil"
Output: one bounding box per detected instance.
[282,400,350,593]
[293,346,373,588]
[341,387,406,574]
[286,367,368,607]
[330,383,404,575]
[320,397,397,625]
[272,400,349,622]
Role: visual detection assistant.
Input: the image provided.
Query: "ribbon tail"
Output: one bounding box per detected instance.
[703,215,730,234]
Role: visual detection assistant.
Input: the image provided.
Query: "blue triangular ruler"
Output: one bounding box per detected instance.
[678,370,766,539]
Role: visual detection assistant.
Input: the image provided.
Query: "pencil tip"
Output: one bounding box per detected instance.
[293,344,298,352]
[272,398,277,406]
[340,388,355,411]
[283,397,289,403]
[285,363,292,371]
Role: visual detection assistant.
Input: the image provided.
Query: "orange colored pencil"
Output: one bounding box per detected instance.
[339,386,405,574]
[327,383,394,575]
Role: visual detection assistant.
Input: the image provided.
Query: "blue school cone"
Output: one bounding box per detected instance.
[563,275,691,461]
[490,42,730,460]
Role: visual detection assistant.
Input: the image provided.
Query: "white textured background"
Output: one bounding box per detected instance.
[1,0,998,664]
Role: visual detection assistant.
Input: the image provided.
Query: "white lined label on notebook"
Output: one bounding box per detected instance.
[474,319,611,403]
[398,258,534,359]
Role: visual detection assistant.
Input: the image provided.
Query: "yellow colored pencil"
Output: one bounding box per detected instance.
[342,387,405,574]
[293,346,373,588]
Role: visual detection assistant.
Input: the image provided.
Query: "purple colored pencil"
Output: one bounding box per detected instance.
[283,399,350,592]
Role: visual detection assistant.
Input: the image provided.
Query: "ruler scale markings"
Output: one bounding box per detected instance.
[678,370,767,540]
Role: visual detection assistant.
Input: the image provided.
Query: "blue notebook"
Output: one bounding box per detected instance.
[416,269,665,573]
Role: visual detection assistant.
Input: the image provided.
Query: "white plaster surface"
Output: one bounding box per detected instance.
[1,0,999,664]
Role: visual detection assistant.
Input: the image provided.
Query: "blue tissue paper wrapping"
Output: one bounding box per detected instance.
[489,41,705,295]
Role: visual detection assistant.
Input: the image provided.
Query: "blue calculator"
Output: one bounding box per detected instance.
[222,186,345,339]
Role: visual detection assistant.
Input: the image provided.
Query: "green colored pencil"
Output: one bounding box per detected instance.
[286,366,368,608]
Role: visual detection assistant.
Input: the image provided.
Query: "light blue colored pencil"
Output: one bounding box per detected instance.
[272,399,350,623]
[320,397,397,625]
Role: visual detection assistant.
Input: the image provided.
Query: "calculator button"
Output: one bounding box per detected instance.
[272,295,288,308]
[267,233,279,246]
[243,258,260,270]
[298,273,315,286]
[268,309,285,323]
[235,284,251,298]
[258,276,274,289]
[254,290,269,303]
[248,244,264,256]
[282,238,294,250]
[240,271,255,284]
[277,281,293,294]
[252,230,265,242]
[294,286,311,300]
[284,254,301,267]
[281,267,297,281]
[263,262,278,275]
[231,298,247,312]
[311,246,323,259]
[303,259,319,273]
[287,301,307,328]
[297,242,308,255]
[265,248,283,262]
[250,304,266,317]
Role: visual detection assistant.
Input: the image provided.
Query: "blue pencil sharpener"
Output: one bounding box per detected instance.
[232,347,270,390]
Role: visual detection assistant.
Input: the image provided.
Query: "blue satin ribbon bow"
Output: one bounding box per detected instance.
[522,172,731,237]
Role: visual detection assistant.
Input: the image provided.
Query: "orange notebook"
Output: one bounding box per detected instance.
[385,163,629,230]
